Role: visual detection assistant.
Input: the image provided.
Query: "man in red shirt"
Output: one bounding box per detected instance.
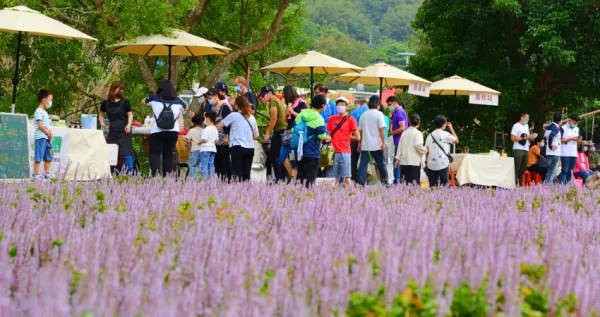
[327,97,360,185]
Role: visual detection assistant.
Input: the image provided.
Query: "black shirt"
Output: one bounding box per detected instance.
[100,99,132,131]
[287,100,308,130]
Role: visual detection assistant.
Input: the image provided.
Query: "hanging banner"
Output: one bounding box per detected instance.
[408,81,430,97]
[469,92,499,106]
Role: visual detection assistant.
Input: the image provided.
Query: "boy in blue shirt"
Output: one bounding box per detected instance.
[33,90,54,179]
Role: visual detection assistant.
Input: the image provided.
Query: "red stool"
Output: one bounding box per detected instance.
[530,172,542,184]
[449,167,456,187]
[522,171,532,188]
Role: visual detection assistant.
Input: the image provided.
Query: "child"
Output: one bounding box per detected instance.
[199,111,218,178]
[184,113,204,179]
[326,97,359,185]
[33,90,54,179]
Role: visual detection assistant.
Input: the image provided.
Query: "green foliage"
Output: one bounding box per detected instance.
[410,0,600,152]
[450,283,489,316]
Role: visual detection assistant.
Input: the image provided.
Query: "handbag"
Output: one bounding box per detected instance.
[432,132,454,163]
[319,116,349,168]
[537,155,548,168]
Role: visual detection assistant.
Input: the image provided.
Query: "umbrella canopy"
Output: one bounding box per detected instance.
[333,63,431,101]
[108,29,230,80]
[0,5,97,40]
[261,51,363,98]
[0,5,97,113]
[430,75,500,96]
[430,75,501,106]
[108,29,230,56]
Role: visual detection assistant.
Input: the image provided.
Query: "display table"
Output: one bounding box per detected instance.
[28,127,110,180]
[449,154,516,189]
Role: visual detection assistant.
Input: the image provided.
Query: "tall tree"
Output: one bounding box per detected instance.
[408,0,600,150]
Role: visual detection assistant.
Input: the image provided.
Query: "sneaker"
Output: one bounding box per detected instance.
[44,174,54,180]
[33,174,43,180]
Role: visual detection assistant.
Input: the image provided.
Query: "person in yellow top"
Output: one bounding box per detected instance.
[260,85,287,182]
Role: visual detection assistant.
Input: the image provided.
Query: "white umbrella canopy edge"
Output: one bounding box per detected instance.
[0,5,97,113]
[429,75,501,95]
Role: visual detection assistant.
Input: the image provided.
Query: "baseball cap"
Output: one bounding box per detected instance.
[369,95,380,104]
[206,88,219,96]
[214,81,229,94]
[335,96,349,105]
[194,87,208,97]
[259,86,275,97]
[311,94,327,109]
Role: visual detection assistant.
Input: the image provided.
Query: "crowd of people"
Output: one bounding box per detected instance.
[33,77,600,190]
[513,112,600,189]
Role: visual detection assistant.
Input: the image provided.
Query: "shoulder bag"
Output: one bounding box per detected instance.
[320,116,349,168]
[432,131,454,164]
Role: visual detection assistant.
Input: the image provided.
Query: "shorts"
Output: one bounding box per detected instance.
[278,144,298,168]
[34,138,53,163]
[331,152,351,178]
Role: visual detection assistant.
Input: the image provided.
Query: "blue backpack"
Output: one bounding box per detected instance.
[291,118,313,149]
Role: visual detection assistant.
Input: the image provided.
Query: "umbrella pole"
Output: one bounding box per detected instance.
[10,32,22,114]
[379,78,383,106]
[167,45,173,81]
[310,67,314,99]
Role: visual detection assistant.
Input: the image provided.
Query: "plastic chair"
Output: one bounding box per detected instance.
[449,167,456,187]
[522,171,532,188]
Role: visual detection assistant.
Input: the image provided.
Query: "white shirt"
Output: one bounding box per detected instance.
[221,112,259,149]
[544,123,562,156]
[511,122,530,151]
[149,100,184,134]
[425,130,457,171]
[200,125,218,152]
[561,123,579,157]
[395,127,427,166]
[359,109,387,151]
[185,126,204,152]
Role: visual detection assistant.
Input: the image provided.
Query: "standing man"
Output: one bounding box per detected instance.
[510,112,535,186]
[233,76,257,110]
[313,84,337,125]
[260,86,287,182]
[544,112,563,183]
[350,98,369,182]
[559,114,581,184]
[387,96,409,184]
[357,95,388,185]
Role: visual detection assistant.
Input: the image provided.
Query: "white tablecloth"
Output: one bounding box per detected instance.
[449,154,516,189]
[28,127,110,180]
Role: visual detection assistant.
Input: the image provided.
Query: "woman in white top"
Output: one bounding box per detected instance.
[215,96,259,182]
[143,80,187,177]
[395,114,427,185]
[559,114,581,184]
[425,115,459,187]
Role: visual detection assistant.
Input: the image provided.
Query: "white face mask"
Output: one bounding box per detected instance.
[540,142,545,147]
[46,100,53,109]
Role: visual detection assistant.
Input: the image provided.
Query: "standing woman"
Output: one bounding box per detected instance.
[279,85,308,179]
[216,96,259,181]
[206,88,233,181]
[100,82,134,173]
[143,80,187,177]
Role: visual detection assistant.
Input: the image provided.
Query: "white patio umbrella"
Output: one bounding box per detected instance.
[108,29,231,80]
[261,51,363,98]
[430,75,501,105]
[0,5,97,113]
[333,63,431,102]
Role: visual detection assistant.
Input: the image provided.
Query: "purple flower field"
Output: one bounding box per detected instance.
[1,178,599,316]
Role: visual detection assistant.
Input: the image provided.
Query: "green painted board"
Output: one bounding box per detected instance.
[0,113,32,179]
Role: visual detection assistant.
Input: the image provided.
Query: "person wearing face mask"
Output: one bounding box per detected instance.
[206,88,233,181]
[544,112,564,184]
[326,97,360,185]
[259,85,287,182]
[386,96,409,184]
[574,140,595,183]
[296,94,330,188]
[233,76,257,111]
[33,89,54,179]
[527,135,547,182]
[100,82,134,173]
[510,112,535,186]
[586,141,600,171]
[559,114,581,184]
[213,82,232,110]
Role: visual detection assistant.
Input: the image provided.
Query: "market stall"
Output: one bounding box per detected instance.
[450,154,515,189]
[26,125,110,180]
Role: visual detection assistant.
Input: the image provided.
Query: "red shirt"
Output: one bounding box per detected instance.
[327,115,358,153]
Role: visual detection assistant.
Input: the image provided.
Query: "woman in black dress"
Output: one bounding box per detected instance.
[99,82,134,173]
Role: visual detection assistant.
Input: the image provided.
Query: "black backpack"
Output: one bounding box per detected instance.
[154,102,176,129]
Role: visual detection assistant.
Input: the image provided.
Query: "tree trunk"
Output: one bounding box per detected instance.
[131,55,158,94]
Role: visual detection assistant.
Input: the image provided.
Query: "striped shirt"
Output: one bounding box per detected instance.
[33,108,51,140]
